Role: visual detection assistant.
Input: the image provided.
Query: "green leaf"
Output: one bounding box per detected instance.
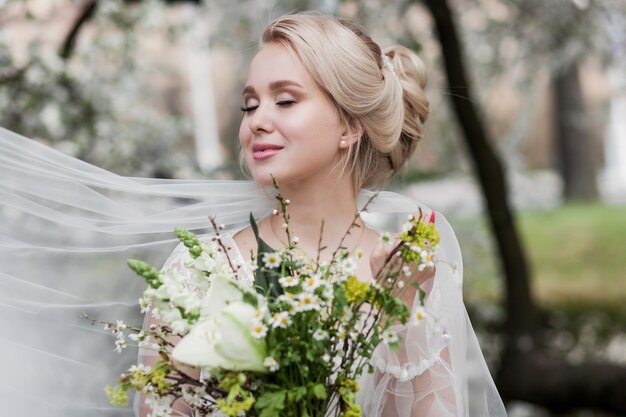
[242,290,259,308]
[255,390,286,417]
[250,212,283,298]
[287,386,307,402]
[310,383,327,400]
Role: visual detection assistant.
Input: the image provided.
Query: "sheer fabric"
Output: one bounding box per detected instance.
[0,127,507,417]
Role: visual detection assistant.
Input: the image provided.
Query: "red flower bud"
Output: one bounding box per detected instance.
[428,211,436,224]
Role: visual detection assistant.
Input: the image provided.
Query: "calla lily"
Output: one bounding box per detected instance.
[172,275,268,372]
[200,274,243,317]
[214,302,267,372]
[171,318,231,368]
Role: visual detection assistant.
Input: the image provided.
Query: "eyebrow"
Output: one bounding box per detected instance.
[242,80,304,96]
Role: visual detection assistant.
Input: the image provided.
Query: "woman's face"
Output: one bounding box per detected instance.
[239,42,346,188]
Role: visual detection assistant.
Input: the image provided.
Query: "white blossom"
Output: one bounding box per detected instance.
[279,275,299,287]
[302,275,322,291]
[145,395,174,417]
[340,307,353,323]
[313,329,329,341]
[412,306,428,325]
[251,322,268,339]
[294,293,322,312]
[181,385,208,408]
[262,252,282,269]
[270,311,291,329]
[129,364,151,373]
[382,329,399,345]
[263,357,280,372]
[418,250,435,271]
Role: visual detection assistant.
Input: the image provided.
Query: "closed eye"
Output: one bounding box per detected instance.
[240,100,296,113]
[240,105,258,113]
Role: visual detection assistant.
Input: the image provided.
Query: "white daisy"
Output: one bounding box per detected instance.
[270,311,292,329]
[251,322,268,339]
[341,257,358,275]
[262,252,282,269]
[418,250,435,271]
[295,293,322,312]
[277,293,296,305]
[302,275,321,291]
[321,283,334,301]
[312,329,329,341]
[340,307,353,323]
[279,275,299,287]
[412,306,428,325]
[336,326,347,340]
[382,328,399,345]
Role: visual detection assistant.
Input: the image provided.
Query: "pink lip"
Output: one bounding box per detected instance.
[252,143,283,161]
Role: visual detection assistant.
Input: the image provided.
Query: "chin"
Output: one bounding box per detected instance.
[251,170,281,188]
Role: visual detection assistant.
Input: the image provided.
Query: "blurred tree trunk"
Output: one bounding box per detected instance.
[419,0,537,340]
[553,61,599,201]
[421,0,626,414]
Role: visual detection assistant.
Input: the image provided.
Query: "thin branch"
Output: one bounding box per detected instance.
[59,0,98,60]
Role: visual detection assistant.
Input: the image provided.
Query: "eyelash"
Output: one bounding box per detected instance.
[240,99,296,113]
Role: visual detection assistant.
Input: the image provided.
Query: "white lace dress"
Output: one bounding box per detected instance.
[139,215,506,417]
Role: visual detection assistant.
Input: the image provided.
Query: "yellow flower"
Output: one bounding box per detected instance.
[343,276,370,304]
[105,385,129,406]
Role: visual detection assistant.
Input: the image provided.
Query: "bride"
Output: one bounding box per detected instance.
[0,12,506,417]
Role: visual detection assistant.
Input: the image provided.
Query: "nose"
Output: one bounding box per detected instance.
[247,103,273,135]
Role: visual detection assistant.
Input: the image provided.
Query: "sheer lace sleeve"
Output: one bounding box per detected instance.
[133,233,253,417]
[357,212,507,417]
[153,233,255,299]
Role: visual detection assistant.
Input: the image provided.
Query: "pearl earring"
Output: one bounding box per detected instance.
[340,140,346,147]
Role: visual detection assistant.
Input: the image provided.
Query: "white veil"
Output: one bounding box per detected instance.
[0,127,506,417]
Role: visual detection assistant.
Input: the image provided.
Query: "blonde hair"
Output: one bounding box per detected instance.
[241,13,429,191]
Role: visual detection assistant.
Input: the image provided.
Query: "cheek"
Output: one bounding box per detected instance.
[281,107,340,147]
[238,119,250,146]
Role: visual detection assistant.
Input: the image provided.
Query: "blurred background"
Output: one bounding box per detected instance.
[1,0,625,415]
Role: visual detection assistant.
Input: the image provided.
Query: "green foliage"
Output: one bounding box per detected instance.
[518,202,626,303]
[216,373,255,417]
[338,378,361,417]
[127,259,161,288]
[175,227,203,259]
[255,390,286,417]
[250,212,283,299]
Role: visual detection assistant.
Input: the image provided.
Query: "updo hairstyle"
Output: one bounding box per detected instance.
[256,13,430,190]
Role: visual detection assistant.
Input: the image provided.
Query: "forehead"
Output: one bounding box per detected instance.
[245,43,315,89]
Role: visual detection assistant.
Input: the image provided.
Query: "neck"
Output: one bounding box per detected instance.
[267,173,363,254]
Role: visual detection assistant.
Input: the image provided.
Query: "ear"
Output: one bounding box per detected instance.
[339,119,364,149]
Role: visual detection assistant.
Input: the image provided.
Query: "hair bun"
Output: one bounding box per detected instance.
[383,46,430,179]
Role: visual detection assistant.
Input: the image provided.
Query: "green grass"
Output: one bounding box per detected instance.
[517,202,626,305]
[451,203,626,306]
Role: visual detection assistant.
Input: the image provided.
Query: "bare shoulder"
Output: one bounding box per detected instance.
[231,225,258,261]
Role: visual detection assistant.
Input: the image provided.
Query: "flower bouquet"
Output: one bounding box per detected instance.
[99,184,440,417]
